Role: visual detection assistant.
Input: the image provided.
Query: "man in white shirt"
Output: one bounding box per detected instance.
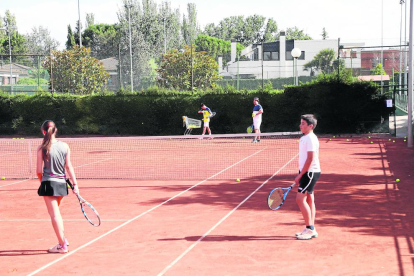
[252,97,263,143]
[295,114,321,240]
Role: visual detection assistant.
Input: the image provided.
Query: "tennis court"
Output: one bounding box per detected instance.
[0,133,413,275]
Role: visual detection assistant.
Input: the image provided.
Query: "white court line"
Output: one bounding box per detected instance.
[0,179,30,188]
[0,158,112,189]
[27,148,266,276]
[74,158,112,168]
[158,153,299,276]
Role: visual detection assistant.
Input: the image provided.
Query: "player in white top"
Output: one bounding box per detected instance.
[252,97,263,143]
[295,114,321,240]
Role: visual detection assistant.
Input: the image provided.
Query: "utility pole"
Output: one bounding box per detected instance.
[261,40,264,89]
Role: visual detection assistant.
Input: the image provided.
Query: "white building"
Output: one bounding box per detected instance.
[219,31,364,79]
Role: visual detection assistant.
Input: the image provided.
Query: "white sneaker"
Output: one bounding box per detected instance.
[295,228,307,237]
[295,228,318,238]
[48,243,68,253]
[297,228,317,240]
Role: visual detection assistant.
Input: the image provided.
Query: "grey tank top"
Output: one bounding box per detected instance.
[42,140,67,183]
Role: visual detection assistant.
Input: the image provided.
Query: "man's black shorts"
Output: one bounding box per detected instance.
[298,171,321,194]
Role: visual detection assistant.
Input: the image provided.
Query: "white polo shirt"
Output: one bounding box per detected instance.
[298,132,321,172]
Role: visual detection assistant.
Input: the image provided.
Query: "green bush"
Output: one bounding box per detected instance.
[0,79,389,136]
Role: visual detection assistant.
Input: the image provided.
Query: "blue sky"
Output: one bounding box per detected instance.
[0,0,406,50]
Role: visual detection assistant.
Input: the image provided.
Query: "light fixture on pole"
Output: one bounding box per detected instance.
[0,25,15,94]
[291,48,301,86]
[125,3,134,93]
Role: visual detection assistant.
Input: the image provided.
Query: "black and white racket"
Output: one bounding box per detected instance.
[66,179,101,227]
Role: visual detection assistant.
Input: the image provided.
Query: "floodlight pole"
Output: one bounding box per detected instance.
[407,0,413,147]
[400,0,405,90]
[126,3,134,92]
[8,28,12,94]
[78,0,82,47]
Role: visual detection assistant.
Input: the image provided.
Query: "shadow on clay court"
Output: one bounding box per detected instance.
[0,250,49,256]
[158,235,296,242]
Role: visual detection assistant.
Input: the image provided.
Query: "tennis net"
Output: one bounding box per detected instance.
[0,132,301,180]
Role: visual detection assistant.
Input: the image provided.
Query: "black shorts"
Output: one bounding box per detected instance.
[38,181,69,197]
[298,171,321,194]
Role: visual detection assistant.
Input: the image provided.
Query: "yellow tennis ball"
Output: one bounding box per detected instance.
[393,140,395,143]
[404,140,407,142]
[346,139,349,141]
[329,138,332,141]
[368,136,371,139]
[370,141,373,144]
[388,139,391,141]
[236,178,240,182]
[396,179,400,182]
[1,176,5,180]
[333,135,335,138]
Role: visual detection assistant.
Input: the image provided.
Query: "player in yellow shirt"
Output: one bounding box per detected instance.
[198,103,213,138]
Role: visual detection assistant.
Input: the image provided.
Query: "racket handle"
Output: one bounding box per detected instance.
[66,179,74,190]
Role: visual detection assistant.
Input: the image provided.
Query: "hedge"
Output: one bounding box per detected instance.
[0,80,390,136]
[216,76,316,90]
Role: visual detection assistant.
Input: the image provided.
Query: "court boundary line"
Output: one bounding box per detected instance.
[158,153,299,276]
[0,158,113,189]
[27,148,267,276]
[0,179,30,188]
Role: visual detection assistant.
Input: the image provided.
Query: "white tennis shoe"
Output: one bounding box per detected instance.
[296,228,318,237]
[296,228,318,240]
[48,243,68,253]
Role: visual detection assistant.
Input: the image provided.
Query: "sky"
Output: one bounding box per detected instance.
[0,0,408,50]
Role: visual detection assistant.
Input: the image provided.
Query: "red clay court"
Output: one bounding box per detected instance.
[0,133,413,275]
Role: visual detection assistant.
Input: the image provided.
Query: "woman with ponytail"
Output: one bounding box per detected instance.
[36,120,79,253]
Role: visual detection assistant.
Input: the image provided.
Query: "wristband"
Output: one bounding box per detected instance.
[37,173,42,181]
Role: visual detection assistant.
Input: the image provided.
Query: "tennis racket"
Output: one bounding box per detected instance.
[66,179,101,227]
[267,183,296,210]
[247,124,254,134]
[207,112,216,118]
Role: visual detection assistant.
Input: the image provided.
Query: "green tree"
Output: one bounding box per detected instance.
[117,0,183,88]
[303,48,335,75]
[43,46,109,94]
[195,34,244,65]
[203,15,278,45]
[0,10,27,61]
[157,45,220,90]
[371,63,387,75]
[277,27,312,40]
[82,23,120,60]
[86,13,95,28]
[321,27,328,40]
[66,25,76,49]
[182,3,199,45]
[25,26,60,55]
